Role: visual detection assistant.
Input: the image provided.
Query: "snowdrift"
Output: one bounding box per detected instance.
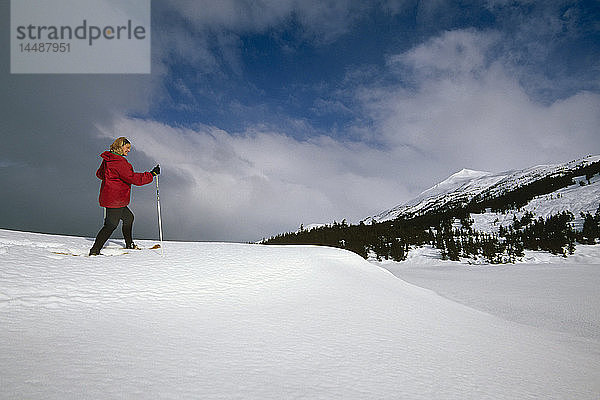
[1,229,599,399]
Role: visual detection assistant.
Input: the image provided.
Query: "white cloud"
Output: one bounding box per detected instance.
[165,0,291,32]
[164,0,364,40]
[389,29,497,79]
[156,0,368,72]
[98,117,410,240]
[152,0,369,96]
[358,29,600,175]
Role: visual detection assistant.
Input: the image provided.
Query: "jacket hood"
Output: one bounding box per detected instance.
[100,151,125,161]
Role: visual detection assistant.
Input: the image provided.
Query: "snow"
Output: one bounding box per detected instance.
[366,154,600,225]
[413,168,495,203]
[365,168,504,223]
[1,228,600,399]
[297,223,327,232]
[469,173,600,233]
[378,245,600,341]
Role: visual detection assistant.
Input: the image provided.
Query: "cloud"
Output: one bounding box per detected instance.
[152,0,372,80]
[355,29,600,177]
[483,0,600,101]
[164,0,366,42]
[0,0,377,242]
[0,0,162,237]
[98,117,411,241]
[389,29,498,79]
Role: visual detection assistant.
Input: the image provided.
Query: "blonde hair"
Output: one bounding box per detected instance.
[110,137,131,155]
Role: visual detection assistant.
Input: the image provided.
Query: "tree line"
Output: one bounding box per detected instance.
[264,209,599,263]
[263,162,600,264]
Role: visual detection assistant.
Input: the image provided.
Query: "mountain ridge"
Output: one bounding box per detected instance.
[364,155,600,225]
[265,154,600,263]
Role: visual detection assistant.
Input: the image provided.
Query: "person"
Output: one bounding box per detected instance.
[89,137,160,256]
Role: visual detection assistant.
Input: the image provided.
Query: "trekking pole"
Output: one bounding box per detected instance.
[156,173,164,257]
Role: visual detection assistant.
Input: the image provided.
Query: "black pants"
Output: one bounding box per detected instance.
[91,206,135,251]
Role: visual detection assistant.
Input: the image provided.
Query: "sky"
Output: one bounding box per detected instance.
[1,0,599,242]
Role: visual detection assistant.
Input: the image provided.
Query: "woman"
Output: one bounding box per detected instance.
[89,137,160,256]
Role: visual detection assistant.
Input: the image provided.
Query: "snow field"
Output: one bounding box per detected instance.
[470,173,600,233]
[1,229,599,399]
[379,245,600,340]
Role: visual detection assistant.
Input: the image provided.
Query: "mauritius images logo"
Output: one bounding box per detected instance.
[11,0,151,74]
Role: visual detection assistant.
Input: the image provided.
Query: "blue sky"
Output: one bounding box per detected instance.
[149,1,598,134]
[2,0,600,241]
[151,1,496,135]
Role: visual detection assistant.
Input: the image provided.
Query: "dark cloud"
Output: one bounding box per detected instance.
[0,1,158,238]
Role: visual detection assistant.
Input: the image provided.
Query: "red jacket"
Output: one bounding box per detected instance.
[96,151,154,208]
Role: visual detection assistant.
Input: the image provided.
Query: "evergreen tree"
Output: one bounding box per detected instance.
[580,205,600,244]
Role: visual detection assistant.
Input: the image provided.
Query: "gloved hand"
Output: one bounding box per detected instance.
[151,164,161,176]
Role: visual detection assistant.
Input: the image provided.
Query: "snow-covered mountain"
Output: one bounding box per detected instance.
[364,155,600,232]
